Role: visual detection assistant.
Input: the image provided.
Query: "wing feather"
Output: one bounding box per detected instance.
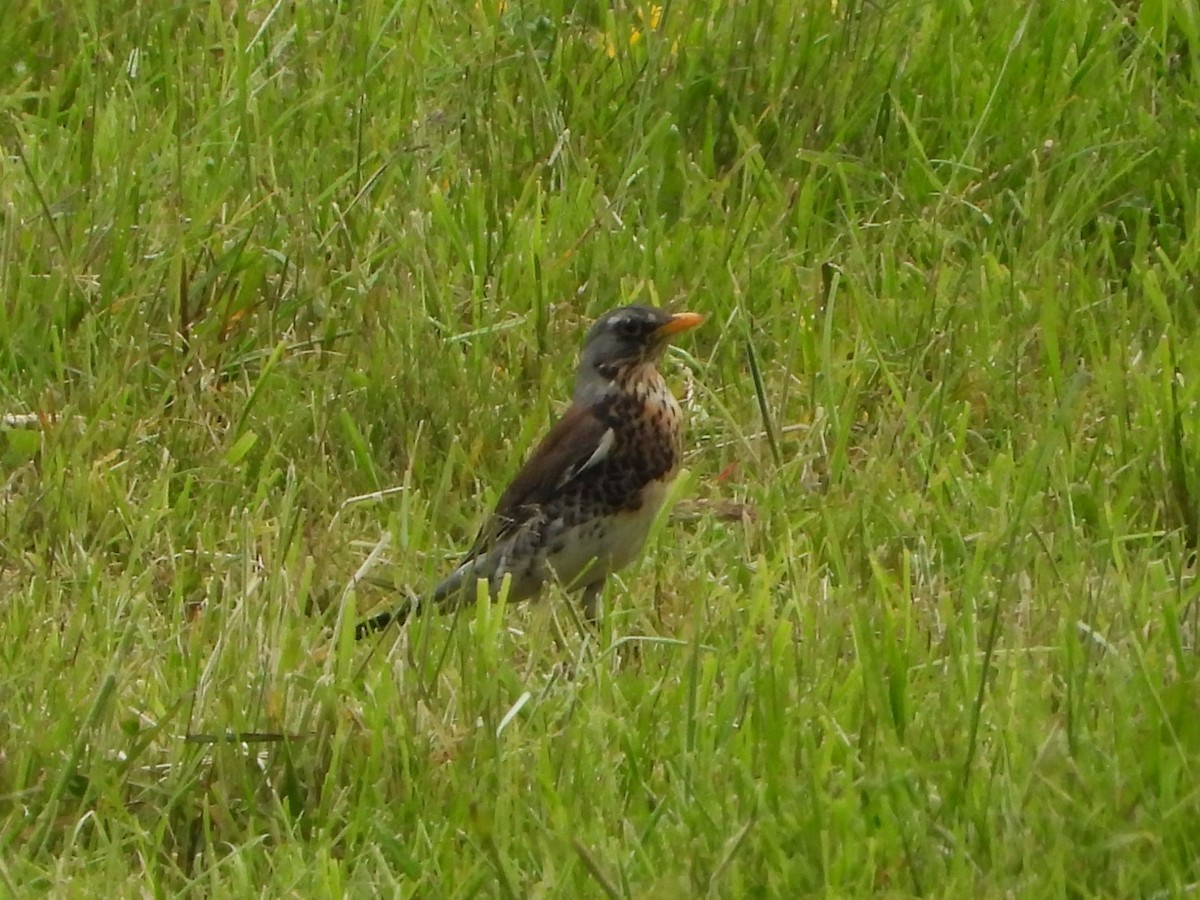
[466,402,615,556]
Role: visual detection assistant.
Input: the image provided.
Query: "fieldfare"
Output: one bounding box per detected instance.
[354,304,704,639]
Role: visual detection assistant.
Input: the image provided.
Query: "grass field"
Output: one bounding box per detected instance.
[3,0,1200,895]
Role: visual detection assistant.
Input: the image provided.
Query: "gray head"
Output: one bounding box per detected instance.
[573,305,704,403]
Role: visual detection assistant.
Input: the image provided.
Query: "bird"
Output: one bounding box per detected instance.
[353,304,704,640]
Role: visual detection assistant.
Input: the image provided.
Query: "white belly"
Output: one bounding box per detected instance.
[547,478,671,589]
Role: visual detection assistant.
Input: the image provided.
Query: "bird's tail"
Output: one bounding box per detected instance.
[351,570,426,640]
[351,560,476,640]
[353,598,416,640]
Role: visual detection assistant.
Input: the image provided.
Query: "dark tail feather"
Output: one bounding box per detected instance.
[353,597,416,640]
[352,563,475,640]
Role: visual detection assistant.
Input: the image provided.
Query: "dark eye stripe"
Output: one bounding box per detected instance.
[616,318,644,336]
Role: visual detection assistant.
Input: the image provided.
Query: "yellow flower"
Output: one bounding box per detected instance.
[628,4,663,47]
[603,5,663,57]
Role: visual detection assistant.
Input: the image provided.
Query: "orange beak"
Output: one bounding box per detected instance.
[653,311,705,339]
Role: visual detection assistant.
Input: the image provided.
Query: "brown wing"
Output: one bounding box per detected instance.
[465,401,616,557]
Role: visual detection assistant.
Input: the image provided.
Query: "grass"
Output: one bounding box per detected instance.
[2,0,1200,894]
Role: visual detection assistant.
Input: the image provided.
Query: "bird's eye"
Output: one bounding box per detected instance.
[615,318,641,338]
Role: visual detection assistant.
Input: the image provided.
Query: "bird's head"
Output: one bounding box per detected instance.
[574,305,704,401]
